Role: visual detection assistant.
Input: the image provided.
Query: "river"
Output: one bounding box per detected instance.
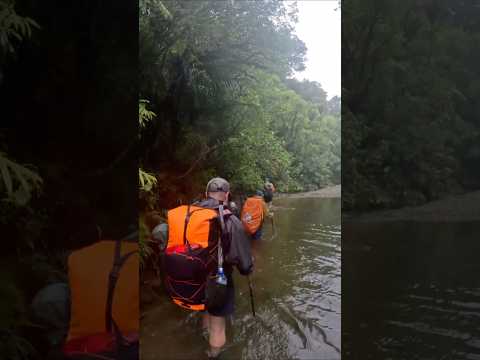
[343,220,480,359]
[141,196,341,359]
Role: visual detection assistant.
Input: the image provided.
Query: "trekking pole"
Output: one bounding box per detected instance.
[247,275,256,317]
[269,213,276,240]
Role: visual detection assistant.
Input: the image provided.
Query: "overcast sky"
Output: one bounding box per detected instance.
[293,1,341,99]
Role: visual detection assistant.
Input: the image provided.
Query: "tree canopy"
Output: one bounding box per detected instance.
[343,0,480,210]
[140,0,340,208]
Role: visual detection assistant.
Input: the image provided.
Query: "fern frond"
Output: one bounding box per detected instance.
[139,168,157,192]
[0,152,42,206]
[139,99,156,130]
[0,1,40,54]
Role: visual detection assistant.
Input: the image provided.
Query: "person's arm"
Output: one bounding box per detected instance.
[224,216,253,275]
[152,223,168,251]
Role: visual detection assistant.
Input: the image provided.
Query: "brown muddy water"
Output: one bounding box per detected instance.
[141,197,341,359]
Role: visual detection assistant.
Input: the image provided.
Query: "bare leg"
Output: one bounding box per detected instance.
[208,315,226,357]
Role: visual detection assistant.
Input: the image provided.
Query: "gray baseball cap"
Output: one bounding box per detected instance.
[206,177,230,193]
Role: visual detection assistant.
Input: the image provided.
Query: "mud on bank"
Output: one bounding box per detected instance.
[276,185,341,199]
[345,190,480,223]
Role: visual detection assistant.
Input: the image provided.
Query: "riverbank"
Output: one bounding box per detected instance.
[345,190,480,222]
[277,185,341,199]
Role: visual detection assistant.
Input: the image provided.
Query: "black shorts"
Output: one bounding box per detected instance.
[207,277,235,317]
[263,191,273,203]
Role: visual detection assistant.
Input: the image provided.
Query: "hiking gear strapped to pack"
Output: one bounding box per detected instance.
[205,205,230,312]
[241,196,265,235]
[63,238,139,359]
[164,203,229,311]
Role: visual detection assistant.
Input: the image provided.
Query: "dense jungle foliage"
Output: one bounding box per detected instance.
[1,0,137,358]
[343,0,480,211]
[139,0,341,210]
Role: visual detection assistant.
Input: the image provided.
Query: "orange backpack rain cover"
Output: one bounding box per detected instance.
[165,205,219,311]
[66,240,139,342]
[167,205,218,250]
[241,197,265,234]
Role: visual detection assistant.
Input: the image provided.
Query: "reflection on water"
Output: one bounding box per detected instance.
[141,198,341,359]
[343,221,480,360]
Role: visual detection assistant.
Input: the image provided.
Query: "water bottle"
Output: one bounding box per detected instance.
[216,267,227,286]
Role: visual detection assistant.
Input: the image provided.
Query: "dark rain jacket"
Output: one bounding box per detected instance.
[193,197,253,276]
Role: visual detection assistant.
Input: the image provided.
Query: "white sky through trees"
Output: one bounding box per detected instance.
[293,1,341,99]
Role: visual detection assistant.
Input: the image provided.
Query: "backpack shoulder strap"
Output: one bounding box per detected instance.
[106,240,137,334]
[183,205,191,247]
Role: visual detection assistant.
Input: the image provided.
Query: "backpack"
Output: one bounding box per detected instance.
[164,204,229,311]
[63,239,139,360]
[241,197,265,235]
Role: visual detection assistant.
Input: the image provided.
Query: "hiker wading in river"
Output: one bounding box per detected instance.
[159,177,253,358]
[263,180,275,206]
[241,190,271,240]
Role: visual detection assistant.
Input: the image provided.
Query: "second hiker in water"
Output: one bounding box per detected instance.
[241,190,273,240]
[263,180,276,206]
[160,177,253,359]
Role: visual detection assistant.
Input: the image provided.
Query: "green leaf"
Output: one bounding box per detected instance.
[0,161,13,195]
